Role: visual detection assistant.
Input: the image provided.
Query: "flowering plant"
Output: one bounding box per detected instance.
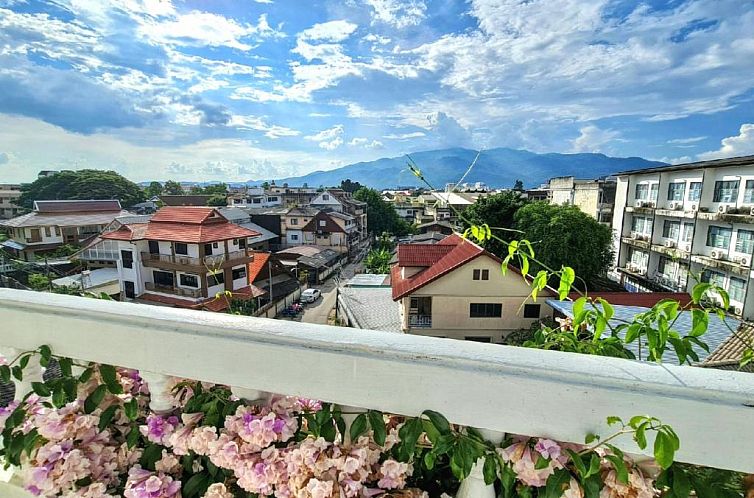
[0,345,716,498]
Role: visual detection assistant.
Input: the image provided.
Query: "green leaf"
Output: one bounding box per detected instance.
[0,365,10,383]
[126,427,140,448]
[19,355,30,369]
[584,433,599,444]
[558,267,576,300]
[597,298,614,321]
[63,378,78,403]
[84,385,107,414]
[566,449,586,477]
[78,367,94,383]
[22,429,40,456]
[423,451,436,470]
[367,410,386,446]
[606,416,623,426]
[653,431,676,469]
[11,366,23,381]
[605,455,628,484]
[140,443,163,470]
[31,382,51,397]
[634,421,648,449]
[183,471,211,498]
[123,398,136,421]
[349,413,368,442]
[544,468,571,498]
[572,297,587,318]
[689,309,708,338]
[691,283,712,304]
[535,455,550,469]
[98,405,118,432]
[483,454,497,485]
[99,364,123,395]
[52,384,66,408]
[397,417,424,462]
[58,357,73,377]
[585,453,601,479]
[422,409,451,435]
[39,345,52,364]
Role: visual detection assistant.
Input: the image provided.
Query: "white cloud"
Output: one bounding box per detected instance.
[571,125,620,153]
[698,124,754,160]
[305,124,344,150]
[348,137,384,149]
[667,136,707,145]
[424,111,472,146]
[299,20,358,42]
[364,0,427,28]
[228,115,300,138]
[383,131,425,139]
[187,78,229,94]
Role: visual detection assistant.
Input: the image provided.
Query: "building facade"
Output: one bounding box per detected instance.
[101,207,259,310]
[548,176,616,224]
[391,234,555,342]
[611,155,754,319]
[0,184,23,220]
[0,200,130,260]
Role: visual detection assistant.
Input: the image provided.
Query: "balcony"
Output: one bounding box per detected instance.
[140,250,251,270]
[621,235,651,250]
[408,314,432,328]
[1,289,754,497]
[690,253,751,277]
[144,281,202,298]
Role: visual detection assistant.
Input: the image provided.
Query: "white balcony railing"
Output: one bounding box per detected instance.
[1,287,754,491]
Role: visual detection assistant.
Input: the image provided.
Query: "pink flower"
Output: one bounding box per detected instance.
[306,478,334,498]
[203,483,234,498]
[140,415,179,446]
[534,439,561,461]
[123,466,181,498]
[189,426,218,456]
[377,459,411,489]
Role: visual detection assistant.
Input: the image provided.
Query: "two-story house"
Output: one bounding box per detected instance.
[310,189,368,241]
[0,200,130,260]
[0,184,23,220]
[228,187,282,208]
[301,211,352,254]
[391,234,555,342]
[101,207,260,311]
[282,206,319,247]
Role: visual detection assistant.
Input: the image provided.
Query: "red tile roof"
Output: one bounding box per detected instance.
[396,244,454,267]
[567,291,693,308]
[100,224,148,241]
[247,252,271,282]
[392,234,487,300]
[102,207,260,243]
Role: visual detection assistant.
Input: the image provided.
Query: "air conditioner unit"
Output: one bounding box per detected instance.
[681,242,692,252]
[734,307,743,316]
[635,200,644,207]
[740,256,751,267]
[664,239,676,248]
[630,232,639,239]
[710,250,723,260]
[750,206,754,216]
[179,257,190,265]
[647,201,656,208]
[668,201,679,210]
[625,263,635,272]
[691,204,698,211]
[718,204,732,214]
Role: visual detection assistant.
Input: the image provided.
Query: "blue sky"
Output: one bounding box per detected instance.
[0,0,753,183]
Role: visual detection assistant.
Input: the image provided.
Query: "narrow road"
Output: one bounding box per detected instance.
[300,259,364,324]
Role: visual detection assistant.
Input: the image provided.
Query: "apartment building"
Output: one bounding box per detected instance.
[0,184,23,220]
[301,211,356,254]
[268,185,319,207]
[282,206,319,247]
[227,187,282,208]
[101,207,260,310]
[548,176,616,224]
[391,233,555,342]
[0,200,130,260]
[611,155,754,319]
[310,189,368,241]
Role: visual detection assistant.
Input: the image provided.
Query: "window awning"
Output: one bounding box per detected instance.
[0,239,26,250]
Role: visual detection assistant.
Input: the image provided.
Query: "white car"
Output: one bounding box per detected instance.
[301,288,321,303]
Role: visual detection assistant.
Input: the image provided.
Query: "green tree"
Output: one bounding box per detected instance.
[144,181,163,198]
[163,180,184,195]
[27,273,50,291]
[202,183,228,196]
[461,191,529,255]
[261,181,270,190]
[340,179,363,193]
[513,202,614,287]
[364,249,392,274]
[207,194,228,207]
[353,187,410,236]
[17,170,145,208]
[513,179,524,191]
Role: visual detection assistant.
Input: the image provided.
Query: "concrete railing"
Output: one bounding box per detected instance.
[1,288,754,477]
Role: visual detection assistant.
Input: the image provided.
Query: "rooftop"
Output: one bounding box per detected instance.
[701,321,754,371]
[344,273,391,287]
[338,286,402,332]
[33,199,122,213]
[159,195,213,206]
[0,206,132,229]
[617,154,754,176]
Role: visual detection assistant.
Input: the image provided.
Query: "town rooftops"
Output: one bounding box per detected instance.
[302,212,345,233]
[247,252,271,282]
[616,154,754,176]
[102,207,260,244]
[701,321,754,372]
[34,200,123,212]
[159,195,213,206]
[566,291,693,308]
[391,234,489,300]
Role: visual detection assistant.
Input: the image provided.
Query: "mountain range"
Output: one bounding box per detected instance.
[257,147,666,190]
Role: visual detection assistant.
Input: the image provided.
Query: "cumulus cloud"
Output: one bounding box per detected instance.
[424,111,472,146]
[299,20,358,42]
[305,124,345,150]
[698,124,754,160]
[348,137,384,149]
[571,125,621,153]
[365,0,427,28]
[228,115,300,138]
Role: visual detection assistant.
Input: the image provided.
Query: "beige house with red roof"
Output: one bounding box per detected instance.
[102,207,261,312]
[301,211,353,254]
[391,234,556,342]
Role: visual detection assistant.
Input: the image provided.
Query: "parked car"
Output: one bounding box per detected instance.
[301,288,321,303]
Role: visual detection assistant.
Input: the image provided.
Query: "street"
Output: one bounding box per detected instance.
[300,259,363,324]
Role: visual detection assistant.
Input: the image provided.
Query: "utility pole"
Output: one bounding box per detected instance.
[268,259,273,302]
[0,254,5,288]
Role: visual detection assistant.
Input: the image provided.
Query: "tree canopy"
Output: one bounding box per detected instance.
[353,187,411,236]
[144,181,163,198]
[513,202,614,287]
[190,183,228,195]
[207,194,228,206]
[17,170,144,209]
[339,179,363,193]
[461,191,529,255]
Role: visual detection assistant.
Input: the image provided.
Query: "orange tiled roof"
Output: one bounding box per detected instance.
[248,252,271,283]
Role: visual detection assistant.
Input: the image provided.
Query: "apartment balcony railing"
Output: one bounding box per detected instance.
[140,250,250,269]
[144,281,202,298]
[1,289,754,496]
[408,314,432,328]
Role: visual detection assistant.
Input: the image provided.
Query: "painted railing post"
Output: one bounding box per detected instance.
[456,429,504,498]
[139,371,174,414]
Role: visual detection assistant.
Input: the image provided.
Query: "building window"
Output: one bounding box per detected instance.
[635,184,648,200]
[713,180,739,203]
[291,234,299,241]
[729,277,746,303]
[322,194,330,200]
[687,182,702,201]
[744,180,754,204]
[472,269,489,280]
[44,226,51,237]
[706,226,732,249]
[175,243,188,255]
[207,271,224,287]
[124,281,135,299]
[268,196,278,202]
[319,220,326,227]
[523,304,540,318]
[736,230,754,254]
[681,223,694,243]
[153,271,174,287]
[662,220,680,239]
[667,182,685,201]
[238,238,246,249]
[179,274,199,288]
[252,198,261,204]
[232,267,247,280]
[121,250,133,269]
[701,269,725,287]
[469,303,502,318]
[657,256,668,275]
[290,218,298,225]
[631,216,652,234]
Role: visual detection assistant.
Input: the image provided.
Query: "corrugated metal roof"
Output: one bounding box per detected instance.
[0,209,132,228]
[34,200,122,213]
[339,287,402,333]
[702,321,754,370]
[547,299,740,365]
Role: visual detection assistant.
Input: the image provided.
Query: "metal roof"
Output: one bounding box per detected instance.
[0,209,132,228]
[339,287,402,333]
[617,154,754,176]
[345,274,391,287]
[546,299,741,365]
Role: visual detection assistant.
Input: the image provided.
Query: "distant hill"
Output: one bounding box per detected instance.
[257,147,666,189]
